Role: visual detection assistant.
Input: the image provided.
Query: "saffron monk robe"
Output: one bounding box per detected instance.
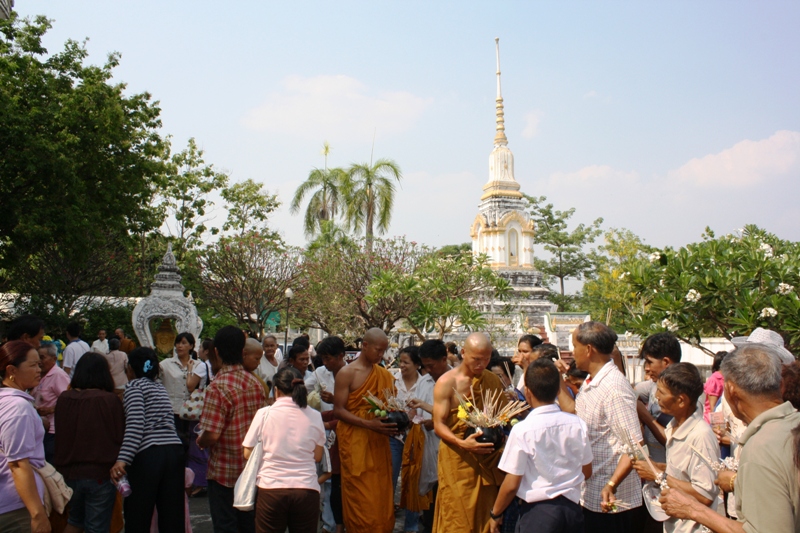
[333,328,398,533]
[432,332,510,533]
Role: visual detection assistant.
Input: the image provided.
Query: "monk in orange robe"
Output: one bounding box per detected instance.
[432,332,507,533]
[333,328,397,533]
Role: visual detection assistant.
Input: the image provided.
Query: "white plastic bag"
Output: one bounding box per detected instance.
[233,406,270,511]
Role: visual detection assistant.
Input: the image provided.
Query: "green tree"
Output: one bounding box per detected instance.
[624,225,800,355]
[290,142,348,238]
[526,195,603,296]
[220,179,280,237]
[161,138,228,259]
[367,250,510,340]
[438,243,473,257]
[579,228,654,331]
[306,220,354,253]
[343,159,402,249]
[0,15,168,307]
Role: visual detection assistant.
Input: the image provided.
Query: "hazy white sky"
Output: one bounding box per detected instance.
[19,1,800,252]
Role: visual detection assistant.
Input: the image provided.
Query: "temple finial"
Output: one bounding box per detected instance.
[494,38,507,146]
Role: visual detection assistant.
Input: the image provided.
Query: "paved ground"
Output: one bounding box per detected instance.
[188,493,408,533]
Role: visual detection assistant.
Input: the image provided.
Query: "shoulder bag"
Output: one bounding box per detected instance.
[179,361,209,421]
[233,406,271,511]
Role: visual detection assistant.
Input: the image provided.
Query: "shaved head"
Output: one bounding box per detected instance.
[464,332,492,353]
[361,328,389,365]
[363,328,388,345]
[461,332,492,378]
[244,337,263,355]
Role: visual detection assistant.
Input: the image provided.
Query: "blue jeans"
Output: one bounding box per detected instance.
[66,478,117,533]
[390,436,420,532]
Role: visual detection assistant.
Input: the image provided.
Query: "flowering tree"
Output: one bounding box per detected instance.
[198,232,302,336]
[367,250,510,340]
[623,225,800,355]
[293,237,426,341]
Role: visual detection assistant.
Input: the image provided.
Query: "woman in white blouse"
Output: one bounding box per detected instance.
[392,346,435,532]
[159,332,196,459]
[244,367,325,533]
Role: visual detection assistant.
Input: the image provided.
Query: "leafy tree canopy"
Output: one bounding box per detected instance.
[624,225,800,355]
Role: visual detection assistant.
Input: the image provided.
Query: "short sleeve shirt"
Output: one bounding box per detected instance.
[32,365,71,434]
[576,360,643,512]
[200,365,267,487]
[0,389,46,514]
[499,404,593,504]
[63,339,90,370]
[243,398,325,491]
[664,411,720,533]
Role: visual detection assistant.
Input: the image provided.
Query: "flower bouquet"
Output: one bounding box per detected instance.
[454,385,529,451]
[363,389,411,432]
[689,444,739,472]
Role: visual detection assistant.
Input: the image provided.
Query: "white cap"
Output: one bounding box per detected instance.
[730,327,795,364]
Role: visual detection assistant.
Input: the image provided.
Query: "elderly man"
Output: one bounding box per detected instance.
[660,343,800,533]
[91,329,109,354]
[32,342,70,462]
[557,321,643,533]
[333,328,397,533]
[432,332,507,533]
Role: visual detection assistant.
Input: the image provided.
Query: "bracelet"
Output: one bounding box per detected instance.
[729,473,737,493]
[489,509,503,520]
[606,480,616,490]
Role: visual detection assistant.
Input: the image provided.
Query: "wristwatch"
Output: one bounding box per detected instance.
[489,510,503,520]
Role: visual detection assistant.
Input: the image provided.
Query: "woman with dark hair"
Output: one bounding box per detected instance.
[244,367,325,533]
[54,352,124,533]
[511,335,543,389]
[703,351,727,423]
[161,332,198,454]
[392,346,434,532]
[104,337,129,397]
[111,348,184,532]
[0,340,48,533]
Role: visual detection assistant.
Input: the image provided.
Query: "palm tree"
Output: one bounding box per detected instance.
[343,158,402,249]
[290,142,347,238]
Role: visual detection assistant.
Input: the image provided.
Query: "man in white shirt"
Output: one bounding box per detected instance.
[557,321,643,533]
[62,322,90,375]
[256,335,281,385]
[91,329,109,354]
[490,358,593,533]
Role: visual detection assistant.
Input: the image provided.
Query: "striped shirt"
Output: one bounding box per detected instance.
[117,378,181,465]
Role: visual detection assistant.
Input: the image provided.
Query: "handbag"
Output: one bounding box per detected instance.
[180,361,209,421]
[233,406,271,511]
[33,462,73,516]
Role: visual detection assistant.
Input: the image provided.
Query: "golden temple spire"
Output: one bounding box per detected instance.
[494,37,507,146]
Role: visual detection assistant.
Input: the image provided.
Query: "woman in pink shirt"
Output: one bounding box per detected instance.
[243,367,325,533]
[703,351,727,423]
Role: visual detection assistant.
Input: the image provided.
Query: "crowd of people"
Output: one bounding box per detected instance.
[1,312,799,533]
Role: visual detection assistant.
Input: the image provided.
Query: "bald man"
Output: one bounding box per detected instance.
[333,328,397,533]
[243,338,270,397]
[432,333,508,533]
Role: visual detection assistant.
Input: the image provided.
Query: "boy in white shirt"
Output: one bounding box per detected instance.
[489,358,593,533]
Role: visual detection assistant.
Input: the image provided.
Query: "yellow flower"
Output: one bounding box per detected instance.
[457,406,468,420]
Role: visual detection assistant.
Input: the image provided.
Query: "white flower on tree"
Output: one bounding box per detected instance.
[760,307,778,318]
[661,318,678,332]
[759,242,774,258]
[777,283,795,295]
[649,252,661,263]
[685,289,701,303]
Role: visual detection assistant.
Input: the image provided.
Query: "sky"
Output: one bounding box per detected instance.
[17,1,800,256]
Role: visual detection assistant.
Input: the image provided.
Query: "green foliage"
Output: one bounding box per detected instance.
[294,237,425,341]
[343,159,402,247]
[438,243,472,257]
[291,143,348,238]
[579,228,654,331]
[526,195,603,296]
[198,231,301,336]
[0,15,169,308]
[368,250,510,340]
[161,138,228,259]
[306,220,355,253]
[624,225,800,354]
[220,179,280,237]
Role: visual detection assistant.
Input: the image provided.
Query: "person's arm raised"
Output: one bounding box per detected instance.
[333,365,397,435]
